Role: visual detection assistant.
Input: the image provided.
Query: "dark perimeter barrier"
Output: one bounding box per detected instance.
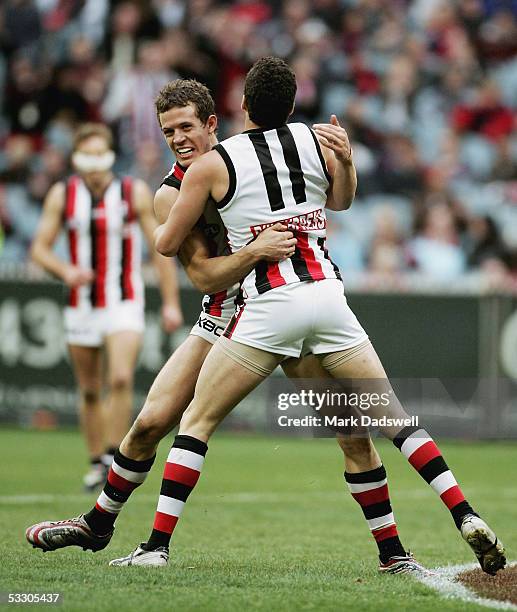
[1,269,516,438]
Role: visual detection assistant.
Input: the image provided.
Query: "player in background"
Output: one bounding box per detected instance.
[26,81,422,575]
[30,123,183,490]
[151,58,505,576]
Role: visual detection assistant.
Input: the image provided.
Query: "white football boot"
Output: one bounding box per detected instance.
[109,544,169,567]
[460,514,506,575]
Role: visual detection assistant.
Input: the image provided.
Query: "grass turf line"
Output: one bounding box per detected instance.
[0,429,514,611]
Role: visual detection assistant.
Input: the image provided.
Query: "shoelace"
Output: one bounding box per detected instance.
[49,516,83,526]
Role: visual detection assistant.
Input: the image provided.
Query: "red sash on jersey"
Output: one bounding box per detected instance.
[90,194,108,307]
[254,231,334,295]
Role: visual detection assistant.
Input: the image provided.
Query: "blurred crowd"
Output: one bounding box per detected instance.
[1,0,517,287]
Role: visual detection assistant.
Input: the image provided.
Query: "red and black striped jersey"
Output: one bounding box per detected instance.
[162,162,240,319]
[63,175,143,309]
[213,123,341,299]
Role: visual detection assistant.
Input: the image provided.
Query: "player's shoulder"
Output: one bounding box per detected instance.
[214,130,256,154]
[41,179,71,218]
[188,149,226,177]
[285,121,312,136]
[218,131,247,145]
[218,122,311,145]
[46,179,69,206]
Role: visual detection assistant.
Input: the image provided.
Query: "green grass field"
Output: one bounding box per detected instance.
[0,429,514,611]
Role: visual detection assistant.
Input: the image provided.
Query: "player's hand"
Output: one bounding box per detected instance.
[252,223,297,262]
[62,265,94,287]
[161,303,184,333]
[312,115,352,165]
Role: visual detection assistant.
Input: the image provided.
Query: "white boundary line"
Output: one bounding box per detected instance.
[415,562,517,611]
[2,488,516,506]
[5,492,515,610]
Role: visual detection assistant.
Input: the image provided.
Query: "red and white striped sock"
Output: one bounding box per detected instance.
[144,434,207,550]
[393,426,477,528]
[345,465,406,563]
[84,450,155,535]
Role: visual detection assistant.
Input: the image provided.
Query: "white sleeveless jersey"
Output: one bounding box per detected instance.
[213,122,341,299]
[63,175,143,309]
[161,162,240,319]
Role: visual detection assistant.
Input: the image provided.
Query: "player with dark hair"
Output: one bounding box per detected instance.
[26,66,504,575]
[30,122,183,490]
[149,57,505,576]
[26,78,416,573]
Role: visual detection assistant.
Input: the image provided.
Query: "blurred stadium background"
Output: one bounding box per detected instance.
[1,0,517,432]
[1,3,516,610]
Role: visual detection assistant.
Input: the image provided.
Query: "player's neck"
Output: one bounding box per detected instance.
[243,117,263,132]
[82,172,114,199]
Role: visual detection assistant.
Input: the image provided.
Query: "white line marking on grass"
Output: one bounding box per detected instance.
[1,488,516,505]
[1,492,340,505]
[415,562,517,611]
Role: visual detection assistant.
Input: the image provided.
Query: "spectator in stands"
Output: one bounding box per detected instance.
[102,38,174,162]
[466,214,511,270]
[0,0,516,281]
[407,203,467,279]
[368,205,407,276]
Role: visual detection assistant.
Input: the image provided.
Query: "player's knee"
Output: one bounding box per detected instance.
[337,436,375,461]
[80,386,101,405]
[109,370,133,392]
[129,412,167,447]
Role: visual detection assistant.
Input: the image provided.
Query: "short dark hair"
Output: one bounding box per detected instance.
[155,79,215,124]
[73,123,113,150]
[244,57,297,128]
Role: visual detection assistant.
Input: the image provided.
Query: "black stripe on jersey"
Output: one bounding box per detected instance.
[254,259,273,294]
[248,133,285,212]
[309,128,331,183]
[291,244,311,281]
[213,144,237,209]
[277,126,306,204]
[317,237,342,280]
[161,175,181,189]
[89,197,100,306]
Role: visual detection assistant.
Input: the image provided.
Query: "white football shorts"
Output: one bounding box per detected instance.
[64,300,145,347]
[190,311,230,345]
[223,279,368,358]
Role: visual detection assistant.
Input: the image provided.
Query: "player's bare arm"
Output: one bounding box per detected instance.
[179,224,297,295]
[134,178,183,332]
[30,182,94,287]
[153,183,177,225]
[154,179,296,293]
[313,114,357,211]
[155,151,228,257]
